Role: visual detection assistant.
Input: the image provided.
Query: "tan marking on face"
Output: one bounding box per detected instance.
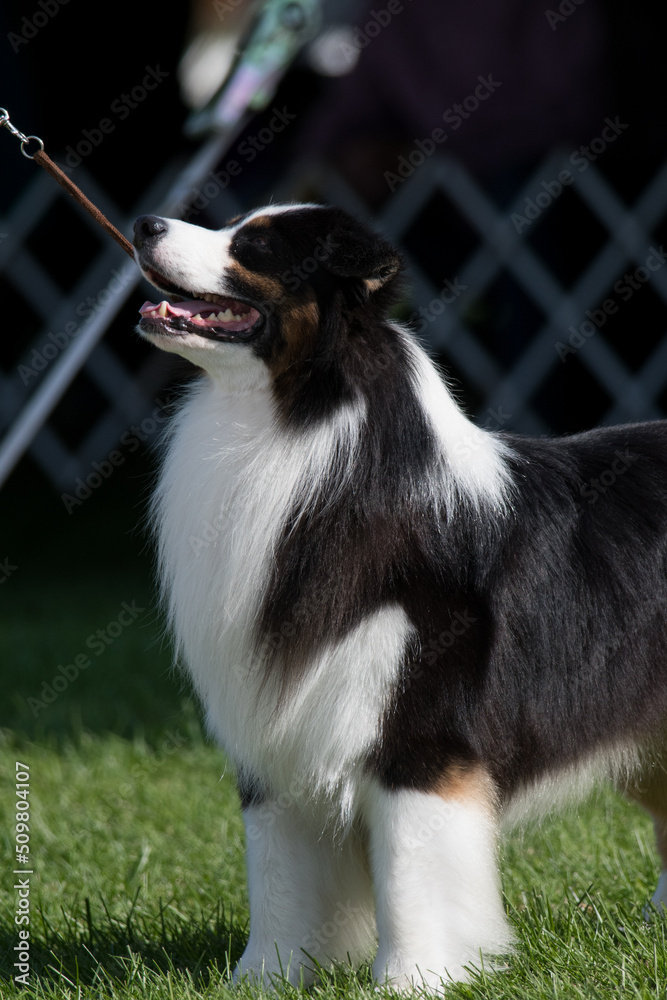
[244,214,273,227]
[227,260,284,302]
[435,762,498,813]
[269,298,320,378]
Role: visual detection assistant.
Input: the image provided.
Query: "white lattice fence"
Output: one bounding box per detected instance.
[277,150,667,434]
[2,146,667,490]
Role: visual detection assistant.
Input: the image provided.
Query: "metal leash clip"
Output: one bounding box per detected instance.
[0,105,134,258]
[0,107,45,159]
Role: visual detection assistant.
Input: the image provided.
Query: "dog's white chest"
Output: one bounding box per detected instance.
[154,379,411,817]
[155,380,294,723]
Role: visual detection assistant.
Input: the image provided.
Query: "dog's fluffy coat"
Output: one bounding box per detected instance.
[134,203,667,991]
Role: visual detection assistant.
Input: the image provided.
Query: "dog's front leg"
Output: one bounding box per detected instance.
[365,780,513,992]
[233,799,376,988]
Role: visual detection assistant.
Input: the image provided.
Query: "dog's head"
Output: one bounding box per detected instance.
[133,204,402,401]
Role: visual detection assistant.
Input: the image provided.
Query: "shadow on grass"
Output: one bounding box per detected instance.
[0,893,248,991]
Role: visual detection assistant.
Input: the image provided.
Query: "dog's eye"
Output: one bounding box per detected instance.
[250,234,269,249]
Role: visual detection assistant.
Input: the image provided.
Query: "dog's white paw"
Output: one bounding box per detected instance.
[372,952,470,995]
[233,948,313,990]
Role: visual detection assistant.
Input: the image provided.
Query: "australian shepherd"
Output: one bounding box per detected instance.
[133,203,667,991]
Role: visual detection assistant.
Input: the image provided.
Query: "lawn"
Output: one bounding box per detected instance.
[2,456,667,999]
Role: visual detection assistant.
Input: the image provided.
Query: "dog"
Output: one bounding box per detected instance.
[133,202,667,991]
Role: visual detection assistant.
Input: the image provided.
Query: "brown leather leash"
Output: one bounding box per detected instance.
[1,107,135,259]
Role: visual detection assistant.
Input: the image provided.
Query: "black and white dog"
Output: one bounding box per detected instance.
[134,203,667,991]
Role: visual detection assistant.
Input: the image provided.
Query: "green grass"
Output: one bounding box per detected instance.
[3,459,667,998]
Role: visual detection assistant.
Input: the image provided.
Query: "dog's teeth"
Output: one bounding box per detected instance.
[219,308,233,321]
[232,314,242,322]
[216,311,226,321]
[158,300,168,317]
[194,313,202,320]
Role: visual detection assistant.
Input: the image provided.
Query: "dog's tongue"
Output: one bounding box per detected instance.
[139,297,259,332]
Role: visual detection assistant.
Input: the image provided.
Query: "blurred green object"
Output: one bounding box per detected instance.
[185,0,321,138]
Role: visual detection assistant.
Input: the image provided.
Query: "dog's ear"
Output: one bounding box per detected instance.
[319,209,402,298]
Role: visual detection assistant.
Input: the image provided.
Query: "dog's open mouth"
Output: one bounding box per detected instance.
[139,296,262,340]
[137,268,263,341]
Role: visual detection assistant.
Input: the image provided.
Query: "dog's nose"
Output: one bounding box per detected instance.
[133,215,168,248]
